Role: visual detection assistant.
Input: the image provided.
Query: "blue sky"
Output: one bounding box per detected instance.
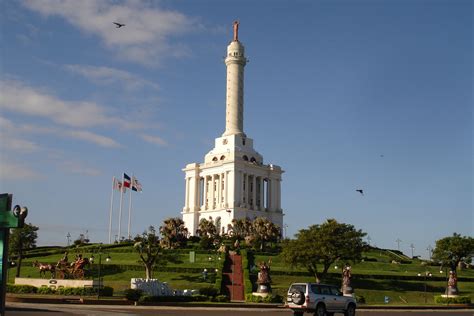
[0,0,471,259]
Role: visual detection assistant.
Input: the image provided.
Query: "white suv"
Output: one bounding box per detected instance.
[286,282,357,316]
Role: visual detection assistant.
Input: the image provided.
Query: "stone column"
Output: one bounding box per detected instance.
[259,177,264,211]
[252,175,256,210]
[204,176,209,210]
[184,177,189,211]
[211,174,216,210]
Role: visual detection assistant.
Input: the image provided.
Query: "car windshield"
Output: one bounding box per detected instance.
[290,284,306,293]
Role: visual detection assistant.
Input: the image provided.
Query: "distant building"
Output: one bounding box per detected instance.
[182,22,284,235]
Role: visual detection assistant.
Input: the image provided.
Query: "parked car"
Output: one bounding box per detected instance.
[286,282,357,316]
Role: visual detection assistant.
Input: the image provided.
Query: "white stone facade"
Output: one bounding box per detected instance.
[182,27,284,236]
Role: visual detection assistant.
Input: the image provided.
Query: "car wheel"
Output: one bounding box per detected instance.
[344,303,356,316]
[291,291,305,305]
[315,303,326,316]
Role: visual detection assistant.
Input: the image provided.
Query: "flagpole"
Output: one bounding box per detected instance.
[127,175,133,240]
[108,176,115,244]
[118,174,124,241]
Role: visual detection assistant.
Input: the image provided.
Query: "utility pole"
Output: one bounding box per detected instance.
[66,232,71,246]
[426,245,433,261]
[396,238,402,251]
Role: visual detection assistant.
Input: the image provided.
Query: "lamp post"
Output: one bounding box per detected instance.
[417,271,432,303]
[89,243,111,300]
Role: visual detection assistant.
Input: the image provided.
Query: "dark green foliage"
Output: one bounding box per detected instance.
[281,219,366,283]
[124,289,144,301]
[6,284,37,294]
[432,233,474,271]
[199,286,218,297]
[99,286,114,296]
[213,295,230,302]
[434,295,471,304]
[245,294,282,303]
[241,249,254,295]
[355,295,366,304]
[9,223,39,277]
[37,287,55,294]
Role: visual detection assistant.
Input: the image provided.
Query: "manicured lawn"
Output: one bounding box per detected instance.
[10,244,473,304]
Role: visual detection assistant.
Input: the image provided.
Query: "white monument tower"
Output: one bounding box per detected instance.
[182,21,284,235]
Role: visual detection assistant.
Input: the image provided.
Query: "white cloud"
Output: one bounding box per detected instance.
[0,79,137,129]
[0,116,121,149]
[140,133,167,146]
[64,64,159,90]
[22,0,195,65]
[0,160,42,180]
[60,160,101,176]
[66,130,121,148]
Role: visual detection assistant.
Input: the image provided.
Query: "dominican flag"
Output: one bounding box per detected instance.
[132,176,143,192]
[123,173,131,188]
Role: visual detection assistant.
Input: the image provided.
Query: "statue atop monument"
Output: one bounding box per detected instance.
[233,20,239,41]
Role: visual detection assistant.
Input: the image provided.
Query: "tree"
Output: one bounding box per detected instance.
[251,217,280,251]
[133,226,162,279]
[73,233,90,246]
[229,218,253,240]
[9,223,39,277]
[159,217,188,249]
[432,233,474,271]
[281,219,366,283]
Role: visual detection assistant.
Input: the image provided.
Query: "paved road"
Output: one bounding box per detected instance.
[5,304,474,316]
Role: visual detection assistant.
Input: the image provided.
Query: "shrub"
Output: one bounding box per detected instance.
[245,294,282,303]
[124,289,143,301]
[355,295,366,304]
[434,295,471,304]
[199,286,218,297]
[99,286,114,297]
[191,294,209,301]
[6,284,37,294]
[213,295,230,302]
[37,287,56,295]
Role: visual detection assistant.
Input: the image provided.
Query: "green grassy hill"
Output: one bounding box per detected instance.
[8,243,473,305]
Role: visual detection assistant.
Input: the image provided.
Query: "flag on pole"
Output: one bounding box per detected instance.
[113,178,123,191]
[123,173,131,188]
[132,176,143,192]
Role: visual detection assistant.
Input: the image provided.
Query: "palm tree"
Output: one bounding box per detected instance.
[196,218,217,238]
[159,218,188,249]
[230,218,253,240]
[252,217,280,251]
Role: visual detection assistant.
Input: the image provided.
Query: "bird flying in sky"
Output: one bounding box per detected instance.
[356,189,364,196]
[113,22,125,28]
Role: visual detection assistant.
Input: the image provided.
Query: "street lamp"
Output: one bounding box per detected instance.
[89,243,111,299]
[417,271,432,303]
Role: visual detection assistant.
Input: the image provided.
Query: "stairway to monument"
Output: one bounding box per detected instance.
[221,253,244,301]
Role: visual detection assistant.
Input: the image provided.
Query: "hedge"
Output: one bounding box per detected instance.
[241,249,254,295]
[434,295,471,304]
[6,284,113,296]
[245,293,283,303]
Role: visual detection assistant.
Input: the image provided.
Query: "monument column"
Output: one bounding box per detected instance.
[223,21,247,137]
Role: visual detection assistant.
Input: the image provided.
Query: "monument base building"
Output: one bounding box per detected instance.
[182,22,284,235]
